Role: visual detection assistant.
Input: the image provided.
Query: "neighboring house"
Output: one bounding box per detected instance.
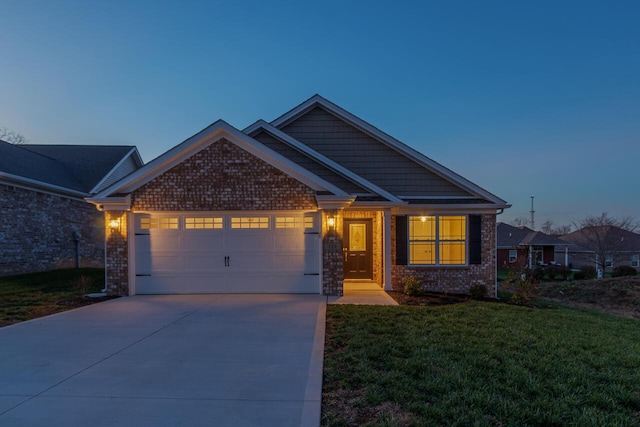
[0,140,143,276]
[559,226,640,273]
[88,95,510,297]
[497,222,570,268]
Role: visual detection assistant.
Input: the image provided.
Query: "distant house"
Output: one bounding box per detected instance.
[0,140,143,276]
[497,222,570,268]
[559,226,640,273]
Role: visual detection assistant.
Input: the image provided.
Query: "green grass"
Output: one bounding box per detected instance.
[323,302,640,426]
[0,268,105,326]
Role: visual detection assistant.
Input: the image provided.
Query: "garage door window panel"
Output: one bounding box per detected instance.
[185,217,223,229]
[231,217,269,229]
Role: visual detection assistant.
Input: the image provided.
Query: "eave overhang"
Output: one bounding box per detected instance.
[86,194,132,211]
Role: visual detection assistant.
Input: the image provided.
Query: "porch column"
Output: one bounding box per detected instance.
[383,210,393,291]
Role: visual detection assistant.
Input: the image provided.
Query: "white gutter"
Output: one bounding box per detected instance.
[0,172,89,199]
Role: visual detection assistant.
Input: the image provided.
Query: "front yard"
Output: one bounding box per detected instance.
[322,302,640,426]
[0,268,109,327]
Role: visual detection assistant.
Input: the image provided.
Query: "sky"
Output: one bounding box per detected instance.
[1,0,639,229]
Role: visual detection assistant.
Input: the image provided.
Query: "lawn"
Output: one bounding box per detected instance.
[322,302,640,426]
[0,268,107,327]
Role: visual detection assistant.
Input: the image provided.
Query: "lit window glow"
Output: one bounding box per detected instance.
[409,215,466,265]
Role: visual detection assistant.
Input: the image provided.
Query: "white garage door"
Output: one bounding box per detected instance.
[133,212,321,294]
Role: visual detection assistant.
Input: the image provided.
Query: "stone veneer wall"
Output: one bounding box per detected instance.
[343,210,383,285]
[391,214,497,295]
[105,138,320,295]
[0,184,104,276]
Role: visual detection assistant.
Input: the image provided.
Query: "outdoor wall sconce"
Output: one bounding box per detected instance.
[109,218,121,234]
[327,215,336,229]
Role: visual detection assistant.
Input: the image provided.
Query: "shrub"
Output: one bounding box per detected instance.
[612,266,638,277]
[546,265,570,281]
[72,275,93,296]
[470,283,488,299]
[402,275,423,296]
[507,269,540,305]
[574,266,597,280]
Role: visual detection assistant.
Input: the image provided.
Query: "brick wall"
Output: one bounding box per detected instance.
[322,210,343,295]
[391,214,497,295]
[105,211,128,295]
[0,183,104,276]
[131,139,317,211]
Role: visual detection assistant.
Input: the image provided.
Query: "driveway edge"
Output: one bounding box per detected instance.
[300,297,327,427]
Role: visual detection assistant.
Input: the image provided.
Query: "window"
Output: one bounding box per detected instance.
[632,254,639,268]
[185,217,223,229]
[509,250,517,263]
[275,216,314,229]
[409,215,466,265]
[231,217,269,229]
[140,217,178,230]
[605,255,613,268]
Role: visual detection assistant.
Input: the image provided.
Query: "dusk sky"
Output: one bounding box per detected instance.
[1,0,638,229]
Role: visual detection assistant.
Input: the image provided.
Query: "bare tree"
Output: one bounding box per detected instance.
[511,217,530,228]
[541,220,553,234]
[571,213,637,275]
[0,127,28,144]
[551,224,572,235]
[540,219,572,235]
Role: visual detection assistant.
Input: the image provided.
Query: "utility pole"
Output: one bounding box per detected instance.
[530,195,535,230]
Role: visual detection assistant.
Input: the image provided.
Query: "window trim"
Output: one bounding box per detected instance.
[408,215,468,266]
[509,249,518,263]
[631,254,639,268]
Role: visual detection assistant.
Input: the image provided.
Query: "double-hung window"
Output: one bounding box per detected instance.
[409,215,467,265]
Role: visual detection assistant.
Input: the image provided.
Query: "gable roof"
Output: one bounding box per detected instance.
[497,223,570,248]
[267,95,508,207]
[0,140,142,197]
[91,95,509,212]
[245,120,403,205]
[89,120,350,204]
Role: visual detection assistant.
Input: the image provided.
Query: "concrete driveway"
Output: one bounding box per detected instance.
[0,294,326,427]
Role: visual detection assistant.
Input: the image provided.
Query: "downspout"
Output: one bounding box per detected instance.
[495,209,505,299]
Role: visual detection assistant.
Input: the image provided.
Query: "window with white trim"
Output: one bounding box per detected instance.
[631,254,639,268]
[605,255,613,268]
[409,215,467,265]
[509,249,517,263]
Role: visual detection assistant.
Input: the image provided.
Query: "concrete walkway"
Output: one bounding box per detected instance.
[0,295,326,427]
[327,281,398,306]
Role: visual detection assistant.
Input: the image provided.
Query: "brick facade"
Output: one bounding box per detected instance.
[131,139,317,211]
[0,183,104,276]
[391,214,497,295]
[105,211,128,295]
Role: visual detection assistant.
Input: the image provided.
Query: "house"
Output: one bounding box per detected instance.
[559,226,640,273]
[497,223,571,268]
[88,95,510,297]
[0,140,143,276]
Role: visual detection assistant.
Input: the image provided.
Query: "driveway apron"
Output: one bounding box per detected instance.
[0,294,326,427]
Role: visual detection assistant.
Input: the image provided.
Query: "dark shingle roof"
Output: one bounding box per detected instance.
[497,222,570,248]
[0,141,136,194]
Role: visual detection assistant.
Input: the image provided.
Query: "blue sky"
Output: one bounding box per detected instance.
[1,0,638,228]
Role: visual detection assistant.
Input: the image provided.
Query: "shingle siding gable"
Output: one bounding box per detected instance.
[252,131,372,195]
[279,106,472,197]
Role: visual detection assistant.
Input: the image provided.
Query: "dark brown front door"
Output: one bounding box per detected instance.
[343,219,373,279]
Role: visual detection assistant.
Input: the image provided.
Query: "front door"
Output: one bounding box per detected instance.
[343,219,373,279]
